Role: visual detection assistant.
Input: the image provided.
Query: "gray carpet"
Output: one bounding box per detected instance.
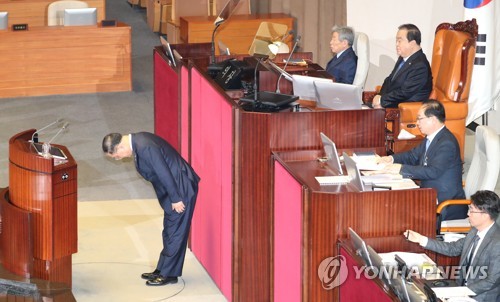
[0,0,158,201]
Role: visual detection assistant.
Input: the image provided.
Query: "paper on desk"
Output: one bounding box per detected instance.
[432,287,476,299]
[361,174,403,184]
[378,252,435,268]
[352,154,386,170]
[315,175,350,185]
[398,129,417,139]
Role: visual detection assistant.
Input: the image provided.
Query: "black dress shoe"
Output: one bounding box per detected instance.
[146,276,178,286]
[141,269,160,280]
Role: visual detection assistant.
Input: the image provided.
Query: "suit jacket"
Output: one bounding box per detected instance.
[325,47,358,84]
[379,49,432,108]
[392,127,466,219]
[131,132,200,211]
[425,223,500,302]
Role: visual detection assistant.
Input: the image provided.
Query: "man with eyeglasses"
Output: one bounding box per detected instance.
[405,190,500,302]
[377,99,466,221]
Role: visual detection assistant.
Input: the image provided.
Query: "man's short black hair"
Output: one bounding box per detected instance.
[422,99,446,123]
[398,23,422,45]
[102,133,123,154]
[471,190,500,221]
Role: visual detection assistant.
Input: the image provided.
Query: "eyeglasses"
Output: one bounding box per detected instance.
[468,205,485,214]
[416,116,431,122]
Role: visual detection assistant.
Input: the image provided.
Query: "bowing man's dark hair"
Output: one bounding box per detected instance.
[471,190,500,221]
[422,99,446,123]
[102,133,123,154]
[398,23,422,45]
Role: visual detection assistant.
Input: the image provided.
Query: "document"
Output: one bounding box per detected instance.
[352,153,386,171]
[432,287,476,300]
[379,252,436,268]
[315,175,350,185]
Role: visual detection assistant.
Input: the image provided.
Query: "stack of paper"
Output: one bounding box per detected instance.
[315,175,350,185]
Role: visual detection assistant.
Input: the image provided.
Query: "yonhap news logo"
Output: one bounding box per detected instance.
[317,255,348,289]
[317,255,490,290]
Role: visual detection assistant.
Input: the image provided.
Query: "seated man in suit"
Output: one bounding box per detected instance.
[377,99,466,221]
[405,190,500,302]
[325,25,358,84]
[372,23,432,108]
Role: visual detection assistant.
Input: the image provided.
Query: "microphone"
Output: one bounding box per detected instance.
[48,122,69,144]
[253,55,268,103]
[31,118,63,143]
[42,122,69,158]
[276,34,301,93]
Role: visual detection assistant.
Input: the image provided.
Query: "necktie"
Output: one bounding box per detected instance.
[392,60,405,80]
[422,138,430,166]
[462,235,480,285]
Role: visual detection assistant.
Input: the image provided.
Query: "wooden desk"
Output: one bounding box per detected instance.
[273,151,437,301]
[0,23,131,98]
[154,46,387,301]
[0,0,106,27]
[179,13,294,55]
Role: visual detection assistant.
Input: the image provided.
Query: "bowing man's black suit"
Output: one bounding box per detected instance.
[379,49,432,108]
[391,127,466,220]
[325,47,358,84]
[131,132,200,277]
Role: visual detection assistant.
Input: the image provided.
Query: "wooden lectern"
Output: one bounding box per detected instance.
[0,129,77,286]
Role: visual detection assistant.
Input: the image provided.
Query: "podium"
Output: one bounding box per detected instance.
[0,129,77,286]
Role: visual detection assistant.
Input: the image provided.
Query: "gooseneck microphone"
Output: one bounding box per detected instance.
[42,122,69,158]
[276,34,301,93]
[253,55,268,103]
[31,118,63,143]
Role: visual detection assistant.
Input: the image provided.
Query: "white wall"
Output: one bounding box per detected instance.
[347,0,463,90]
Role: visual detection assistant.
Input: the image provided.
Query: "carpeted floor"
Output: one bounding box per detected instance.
[72,199,226,302]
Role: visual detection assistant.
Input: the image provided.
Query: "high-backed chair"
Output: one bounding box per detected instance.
[47,0,89,26]
[386,19,478,161]
[438,125,500,233]
[352,32,370,89]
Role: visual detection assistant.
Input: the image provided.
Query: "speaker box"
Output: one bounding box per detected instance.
[214,59,250,90]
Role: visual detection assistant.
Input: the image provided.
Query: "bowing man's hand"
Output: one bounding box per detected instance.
[172,201,186,213]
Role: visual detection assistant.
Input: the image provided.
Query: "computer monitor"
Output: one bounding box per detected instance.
[366,245,393,287]
[160,35,176,67]
[291,75,332,101]
[320,132,343,175]
[313,80,364,110]
[64,8,97,26]
[343,152,366,192]
[348,227,372,267]
[0,12,7,30]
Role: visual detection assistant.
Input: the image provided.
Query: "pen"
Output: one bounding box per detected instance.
[405,230,409,240]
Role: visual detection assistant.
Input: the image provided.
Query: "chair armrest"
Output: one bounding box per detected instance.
[362,91,378,103]
[437,199,471,214]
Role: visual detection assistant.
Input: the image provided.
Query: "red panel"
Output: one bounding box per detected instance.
[339,247,394,302]
[154,51,179,150]
[180,66,190,159]
[274,161,303,302]
[189,68,233,301]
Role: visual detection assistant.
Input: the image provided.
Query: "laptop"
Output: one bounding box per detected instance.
[343,152,366,191]
[292,75,333,101]
[313,81,364,110]
[320,132,343,175]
